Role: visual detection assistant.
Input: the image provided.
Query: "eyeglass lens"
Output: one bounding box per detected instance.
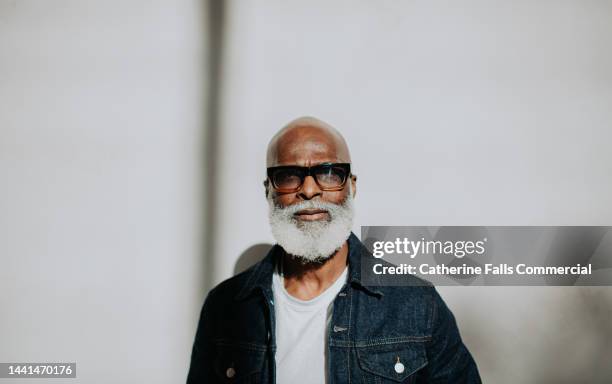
[271,166,347,190]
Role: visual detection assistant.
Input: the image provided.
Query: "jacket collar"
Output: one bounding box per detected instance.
[235,232,383,301]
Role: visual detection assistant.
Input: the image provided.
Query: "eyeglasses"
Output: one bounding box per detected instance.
[266,163,351,193]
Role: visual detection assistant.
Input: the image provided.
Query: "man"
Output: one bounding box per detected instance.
[187,117,481,383]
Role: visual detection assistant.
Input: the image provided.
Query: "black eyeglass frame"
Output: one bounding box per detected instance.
[265,162,352,193]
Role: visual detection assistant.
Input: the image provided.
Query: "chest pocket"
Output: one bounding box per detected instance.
[355,342,428,384]
[213,342,267,384]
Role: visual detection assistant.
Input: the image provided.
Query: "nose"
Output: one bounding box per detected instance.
[298,175,322,200]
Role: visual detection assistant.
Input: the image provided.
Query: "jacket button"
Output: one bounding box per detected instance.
[394,362,405,374]
[226,367,236,378]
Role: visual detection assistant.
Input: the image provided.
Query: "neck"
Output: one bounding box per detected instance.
[281,241,349,301]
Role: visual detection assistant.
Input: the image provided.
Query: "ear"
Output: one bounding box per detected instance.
[263,179,270,199]
[350,174,357,198]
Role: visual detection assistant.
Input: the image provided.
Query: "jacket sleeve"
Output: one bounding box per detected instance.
[425,289,482,383]
[186,292,215,383]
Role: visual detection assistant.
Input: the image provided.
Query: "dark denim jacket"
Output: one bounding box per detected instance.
[187,233,481,383]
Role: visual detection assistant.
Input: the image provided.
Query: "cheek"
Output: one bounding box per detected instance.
[322,190,349,205]
[272,193,298,207]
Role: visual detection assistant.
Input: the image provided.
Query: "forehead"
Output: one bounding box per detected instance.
[274,139,340,166]
[267,127,349,167]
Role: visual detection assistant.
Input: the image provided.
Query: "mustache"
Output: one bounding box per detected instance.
[274,200,343,216]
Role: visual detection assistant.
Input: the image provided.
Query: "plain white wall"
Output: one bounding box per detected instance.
[0,1,206,383]
[213,0,612,382]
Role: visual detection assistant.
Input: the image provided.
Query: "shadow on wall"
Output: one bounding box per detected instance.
[531,286,612,383]
[202,0,225,292]
[234,243,273,275]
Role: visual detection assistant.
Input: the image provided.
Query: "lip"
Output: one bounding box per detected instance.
[294,209,329,221]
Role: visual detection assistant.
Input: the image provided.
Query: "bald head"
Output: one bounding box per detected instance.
[266,116,351,167]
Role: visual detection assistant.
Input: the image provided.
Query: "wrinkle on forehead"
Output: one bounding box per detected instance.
[266,116,351,167]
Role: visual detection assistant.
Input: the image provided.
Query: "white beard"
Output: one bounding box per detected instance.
[267,187,354,263]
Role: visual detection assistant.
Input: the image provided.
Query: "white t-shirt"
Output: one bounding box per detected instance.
[272,260,348,383]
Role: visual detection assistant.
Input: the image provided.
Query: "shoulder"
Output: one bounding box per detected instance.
[205,263,259,304]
